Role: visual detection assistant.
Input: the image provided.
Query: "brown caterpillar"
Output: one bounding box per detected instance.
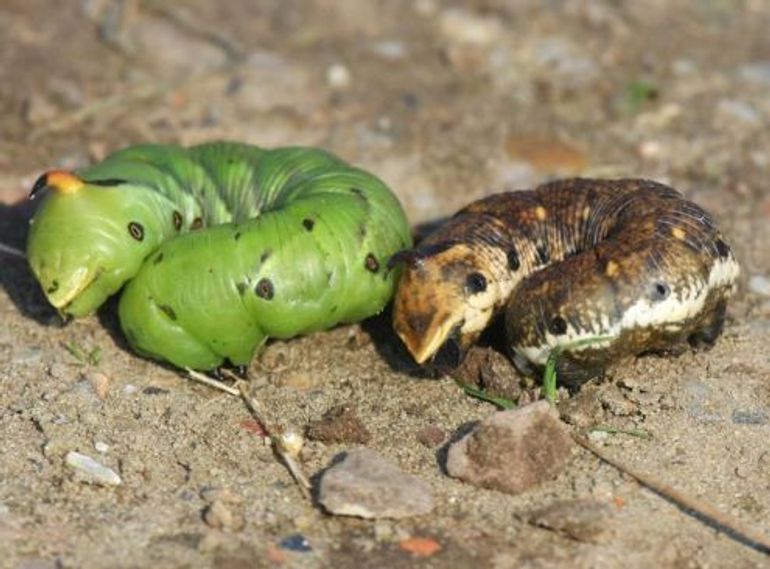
[391,178,740,382]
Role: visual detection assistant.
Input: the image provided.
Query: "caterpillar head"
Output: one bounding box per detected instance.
[27,171,165,318]
[390,241,510,370]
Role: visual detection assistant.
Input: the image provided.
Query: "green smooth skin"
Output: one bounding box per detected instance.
[27,143,411,369]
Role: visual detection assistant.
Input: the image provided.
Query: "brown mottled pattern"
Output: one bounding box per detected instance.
[393,178,739,380]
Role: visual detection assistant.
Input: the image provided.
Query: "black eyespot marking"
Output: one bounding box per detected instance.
[128,222,144,241]
[465,272,487,294]
[549,316,568,336]
[652,282,670,301]
[234,232,242,241]
[153,253,164,265]
[302,218,315,231]
[46,280,59,294]
[350,187,363,195]
[715,238,730,259]
[173,211,183,231]
[260,249,272,263]
[365,253,380,273]
[159,305,177,321]
[255,278,274,300]
[536,243,550,265]
[190,217,203,230]
[507,247,520,271]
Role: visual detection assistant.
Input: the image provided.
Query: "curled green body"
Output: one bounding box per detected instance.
[27,142,412,370]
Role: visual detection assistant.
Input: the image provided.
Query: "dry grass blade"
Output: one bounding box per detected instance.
[185,368,239,396]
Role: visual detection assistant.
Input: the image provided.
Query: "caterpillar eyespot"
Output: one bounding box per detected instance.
[128,222,144,241]
[27,142,411,370]
[255,278,274,300]
[392,178,740,382]
[364,253,380,273]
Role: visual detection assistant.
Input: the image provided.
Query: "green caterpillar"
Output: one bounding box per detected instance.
[27,142,412,370]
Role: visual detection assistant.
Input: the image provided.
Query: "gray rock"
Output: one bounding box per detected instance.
[446,401,573,495]
[318,448,434,519]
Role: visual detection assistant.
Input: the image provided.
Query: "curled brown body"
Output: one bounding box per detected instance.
[392,178,739,381]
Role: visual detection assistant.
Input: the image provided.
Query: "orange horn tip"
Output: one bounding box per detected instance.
[29,170,84,199]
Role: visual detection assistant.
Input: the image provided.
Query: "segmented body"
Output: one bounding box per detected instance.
[392,178,739,381]
[27,143,411,370]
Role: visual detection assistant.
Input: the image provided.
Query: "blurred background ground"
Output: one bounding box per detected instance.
[1,1,769,567]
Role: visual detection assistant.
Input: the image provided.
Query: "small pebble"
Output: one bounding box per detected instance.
[415,425,445,447]
[370,40,407,60]
[88,371,111,400]
[306,404,371,444]
[279,534,312,552]
[731,409,769,425]
[94,441,110,453]
[318,448,434,519]
[326,63,351,89]
[528,499,613,543]
[399,536,441,558]
[65,451,122,486]
[203,500,236,530]
[12,348,42,366]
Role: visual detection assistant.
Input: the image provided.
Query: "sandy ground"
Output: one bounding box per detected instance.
[1,1,769,567]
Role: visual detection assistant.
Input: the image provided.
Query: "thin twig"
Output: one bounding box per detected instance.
[572,433,770,555]
[0,242,26,259]
[184,367,311,500]
[236,382,312,501]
